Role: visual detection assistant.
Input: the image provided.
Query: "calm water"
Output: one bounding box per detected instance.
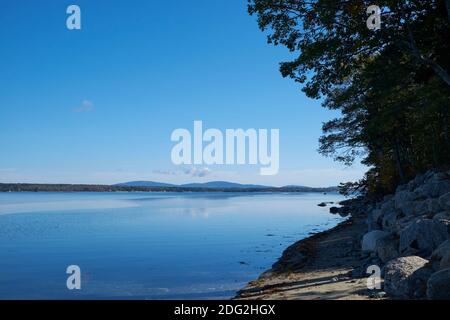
[0,192,344,299]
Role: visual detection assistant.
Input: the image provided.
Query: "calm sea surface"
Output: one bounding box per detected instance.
[0,192,345,299]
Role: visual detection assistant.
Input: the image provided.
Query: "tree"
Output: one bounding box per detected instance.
[249,0,450,195]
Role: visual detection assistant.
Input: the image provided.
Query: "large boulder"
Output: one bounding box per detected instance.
[399,219,448,256]
[383,256,429,298]
[438,192,450,210]
[380,199,395,215]
[431,240,450,260]
[376,236,399,263]
[411,200,430,216]
[426,198,443,214]
[393,215,417,235]
[366,208,383,231]
[426,268,450,300]
[431,240,450,270]
[434,217,450,234]
[440,252,450,270]
[410,173,428,189]
[415,180,450,198]
[394,191,417,215]
[362,230,390,252]
[329,206,340,214]
[433,211,450,222]
[397,199,437,218]
[382,210,404,232]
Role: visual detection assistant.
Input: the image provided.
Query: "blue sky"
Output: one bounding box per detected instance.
[0,0,365,186]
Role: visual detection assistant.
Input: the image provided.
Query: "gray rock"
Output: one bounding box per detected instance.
[439,192,450,210]
[383,256,429,298]
[394,191,417,215]
[440,252,450,270]
[367,219,381,232]
[329,206,339,214]
[393,215,417,235]
[412,200,430,216]
[370,208,384,223]
[431,240,450,260]
[382,210,404,232]
[371,291,387,299]
[424,170,437,180]
[433,211,450,221]
[380,199,395,214]
[427,268,450,300]
[415,180,450,198]
[434,217,450,234]
[430,240,450,270]
[430,240,450,271]
[407,266,434,298]
[399,219,448,256]
[399,204,415,217]
[366,208,383,231]
[396,184,408,193]
[362,230,390,252]
[412,173,427,188]
[426,198,443,214]
[376,236,399,263]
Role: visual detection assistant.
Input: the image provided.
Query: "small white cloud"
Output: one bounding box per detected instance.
[183,167,211,178]
[152,169,179,176]
[73,100,94,112]
[153,167,212,178]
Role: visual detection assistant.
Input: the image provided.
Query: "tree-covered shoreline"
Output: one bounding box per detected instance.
[0,183,338,193]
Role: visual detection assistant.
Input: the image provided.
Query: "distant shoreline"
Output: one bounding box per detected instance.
[0,183,338,193]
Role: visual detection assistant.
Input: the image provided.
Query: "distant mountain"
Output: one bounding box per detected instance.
[180,181,270,189]
[115,181,176,187]
[114,180,337,190]
[282,185,308,188]
[116,180,270,189]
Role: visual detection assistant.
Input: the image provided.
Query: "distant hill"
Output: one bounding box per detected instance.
[116,180,270,189]
[180,181,270,189]
[114,180,337,191]
[115,181,176,188]
[282,185,308,188]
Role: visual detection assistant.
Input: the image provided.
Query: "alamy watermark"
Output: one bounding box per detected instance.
[367,5,381,30]
[170,121,279,175]
[66,5,81,30]
[66,265,81,290]
[366,265,382,290]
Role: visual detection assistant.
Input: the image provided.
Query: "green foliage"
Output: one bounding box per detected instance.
[249,0,450,195]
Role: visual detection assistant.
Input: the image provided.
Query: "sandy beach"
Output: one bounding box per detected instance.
[236,215,378,300]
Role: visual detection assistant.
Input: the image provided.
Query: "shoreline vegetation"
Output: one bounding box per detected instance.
[0,183,338,193]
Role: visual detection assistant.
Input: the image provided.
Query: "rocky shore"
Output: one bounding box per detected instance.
[362,169,450,299]
[236,170,450,300]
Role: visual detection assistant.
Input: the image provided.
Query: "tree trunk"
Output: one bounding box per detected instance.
[407,27,450,87]
[393,138,406,183]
